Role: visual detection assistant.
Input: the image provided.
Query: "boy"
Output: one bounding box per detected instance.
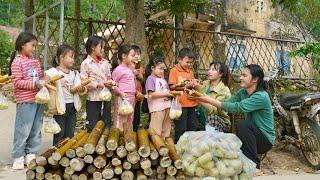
[169,48,199,142]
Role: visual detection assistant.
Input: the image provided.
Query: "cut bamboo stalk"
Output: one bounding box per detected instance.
[84,154,94,164]
[84,121,105,154]
[49,74,64,84]
[127,151,140,164]
[136,170,147,180]
[44,172,53,180]
[78,172,89,180]
[26,169,36,180]
[166,137,183,169]
[157,166,166,174]
[48,156,58,166]
[131,162,140,170]
[34,156,46,167]
[160,156,172,168]
[75,147,86,158]
[95,128,109,155]
[120,171,134,180]
[157,173,166,179]
[70,158,85,171]
[137,129,150,158]
[149,142,159,160]
[176,170,186,180]
[148,128,168,156]
[166,175,176,180]
[53,174,62,180]
[106,149,114,157]
[124,123,137,152]
[151,158,158,166]
[65,166,75,175]
[106,127,120,151]
[71,132,89,149]
[93,168,103,180]
[27,159,37,170]
[140,157,151,170]
[93,155,107,169]
[116,145,127,158]
[111,155,122,166]
[122,160,131,170]
[35,166,46,174]
[113,165,123,175]
[36,172,44,180]
[71,173,79,180]
[52,168,63,180]
[102,163,114,179]
[70,79,90,94]
[63,173,72,180]
[167,165,177,176]
[143,167,153,176]
[59,156,70,167]
[45,83,57,91]
[68,133,89,158]
[87,165,97,175]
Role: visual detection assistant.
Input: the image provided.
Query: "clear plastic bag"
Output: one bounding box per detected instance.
[35,87,50,104]
[99,87,112,101]
[118,98,134,115]
[0,93,8,110]
[169,97,182,120]
[44,117,61,134]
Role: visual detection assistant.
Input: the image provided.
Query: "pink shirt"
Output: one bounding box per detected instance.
[112,64,136,95]
[145,75,171,112]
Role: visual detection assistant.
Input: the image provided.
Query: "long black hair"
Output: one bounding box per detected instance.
[144,52,166,80]
[111,44,134,70]
[9,32,37,75]
[52,44,74,67]
[85,35,104,56]
[245,64,267,92]
[209,61,232,88]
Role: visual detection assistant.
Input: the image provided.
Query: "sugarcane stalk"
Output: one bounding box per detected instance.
[167,165,177,176]
[102,162,114,179]
[84,154,94,164]
[36,172,44,180]
[143,167,153,176]
[70,158,85,171]
[106,127,120,151]
[111,155,122,166]
[136,170,147,180]
[127,151,140,164]
[106,149,114,157]
[157,166,166,174]
[148,128,168,156]
[149,142,159,160]
[137,129,150,158]
[160,156,172,168]
[84,121,105,154]
[87,165,96,175]
[26,169,36,180]
[95,128,109,155]
[124,123,137,152]
[122,160,131,170]
[120,171,134,180]
[93,155,107,169]
[93,168,103,180]
[113,165,123,175]
[140,157,151,170]
[166,137,183,169]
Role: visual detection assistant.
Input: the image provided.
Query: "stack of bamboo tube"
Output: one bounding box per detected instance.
[26,121,185,180]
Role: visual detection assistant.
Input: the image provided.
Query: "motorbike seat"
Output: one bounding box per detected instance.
[279,93,320,110]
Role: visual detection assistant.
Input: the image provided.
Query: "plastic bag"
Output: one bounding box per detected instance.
[0,93,8,110]
[118,98,134,115]
[35,87,50,104]
[99,87,112,101]
[169,98,182,120]
[44,117,61,134]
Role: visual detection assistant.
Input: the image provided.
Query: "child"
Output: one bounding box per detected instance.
[46,44,84,145]
[145,53,173,137]
[10,32,45,169]
[80,36,113,131]
[168,48,200,143]
[111,45,136,131]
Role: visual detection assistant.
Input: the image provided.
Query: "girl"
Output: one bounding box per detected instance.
[10,32,45,169]
[80,36,113,131]
[196,61,231,132]
[192,64,275,175]
[46,44,84,145]
[111,45,136,131]
[145,53,173,137]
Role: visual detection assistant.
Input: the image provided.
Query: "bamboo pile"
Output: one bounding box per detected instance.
[27,121,185,180]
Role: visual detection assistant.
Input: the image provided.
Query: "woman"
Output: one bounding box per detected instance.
[196,61,231,132]
[191,64,275,175]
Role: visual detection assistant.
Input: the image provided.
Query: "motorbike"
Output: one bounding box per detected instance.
[264,68,320,169]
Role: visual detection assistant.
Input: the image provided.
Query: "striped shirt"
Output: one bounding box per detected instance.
[11,55,43,103]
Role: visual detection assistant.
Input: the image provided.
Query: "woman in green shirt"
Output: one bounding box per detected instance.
[190,64,274,174]
[197,61,231,132]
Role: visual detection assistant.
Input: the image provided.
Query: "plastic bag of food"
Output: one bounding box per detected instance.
[0,93,8,110]
[44,117,61,134]
[99,87,112,101]
[118,98,134,115]
[35,87,50,104]
[169,97,182,120]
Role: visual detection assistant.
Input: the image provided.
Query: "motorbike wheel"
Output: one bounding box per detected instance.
[300,118,320,169]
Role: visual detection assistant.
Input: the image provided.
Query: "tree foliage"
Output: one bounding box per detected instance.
[0,29,13,70]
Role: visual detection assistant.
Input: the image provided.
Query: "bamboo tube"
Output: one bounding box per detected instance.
[124,123,137,152]
[70,158,85,171]
[0,75,10,83]
[116,145,127,158]
[48,156,58,166]
[65,166,75,176]
[106,127,120,151]
[160,156,172,168]
[122,160,131,170]
[52,168,63,180]
[106,149,114,157]
[59,156,70,167]
[67,133,89,158]
[166,176,176,180]
[143,167,153,176]
[140,157,151,170]
[136,170,147,180]
[75,147,86,158]
[157,166,166,174]
[93,168,103,180]
[167,165,177,176]
[71,173,79,180]
[93,155,107,169]
[102,163,114,179]
[87,165,96,175]
[27,159,37,170]
[84,121,105,154]
[169,90,183,96]
[185,89,203,97]
[127,151,140,164]
[48,74,64,84]
[63,173,72,180]
[137,129,150,158]
[120,171,134,180]
[44,171,53,180]
[35,166,46,174]
[36,172,44,179]
[149,142,159,160]
[113,165,123,175]
[166,137,183,169]
[26,169,36,180]
[70,79,90,94]
[148,128,168,156]
[79,172,89,180]
[45,83,57,91]
[157,173,166,179]
[95,128,109,155]
[111,155,122,166]
[52,131,87,161]
[176,170,186,180]
[151,169,157,179]
[131,162,140,170]
[84,154,94,164]
[151,158,158,166]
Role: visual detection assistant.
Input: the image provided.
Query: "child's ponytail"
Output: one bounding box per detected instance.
[8,50,17,75]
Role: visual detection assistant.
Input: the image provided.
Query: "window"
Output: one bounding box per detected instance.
[227,38,247,73]
[256,0,265,13]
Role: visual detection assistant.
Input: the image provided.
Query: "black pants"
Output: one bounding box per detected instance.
[133,101,141,132]
[174,107,199,143]
[235,120,273,169]
[86,100,111,131]
[53,103,76,145]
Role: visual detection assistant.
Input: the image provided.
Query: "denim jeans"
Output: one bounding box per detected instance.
[174,107,200,143]
[12,103,44,158]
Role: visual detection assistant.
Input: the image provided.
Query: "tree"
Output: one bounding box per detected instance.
[0,29,13,71]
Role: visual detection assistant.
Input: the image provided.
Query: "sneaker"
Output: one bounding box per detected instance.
[25,153,36,165]
[12,156,24,170]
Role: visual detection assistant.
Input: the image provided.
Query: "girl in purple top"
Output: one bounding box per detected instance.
[112,45,136,131]
[145,53,173,137]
